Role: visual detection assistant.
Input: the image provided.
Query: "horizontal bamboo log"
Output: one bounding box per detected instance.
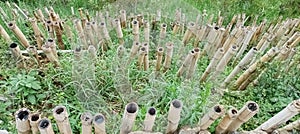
[226,101,259,133]
[15,108,31,134]
[53,105,72,134]
[215,107,238,134]
[94,113,106,134]
[255,99,300,133]
[38,118,55,134]
[166,99,183,134]
[143,107,156,132]
[120,102,139,134]
[7,21,30,48]
[199,105,225,130]
[29,113,41,134]
[81,112,93,134]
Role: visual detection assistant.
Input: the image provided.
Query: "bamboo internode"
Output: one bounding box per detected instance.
[0,24,12,43]
[163,42,174,72]
[120,102,139,134]
[155,47,164,72]
[166,99,183,134]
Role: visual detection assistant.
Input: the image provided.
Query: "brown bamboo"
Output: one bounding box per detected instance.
[29,18,44,49]
[272,119,300,134]
[255,99,300,133]
[38,118,55,134]
[81,112,93,134]
[53,106,72,134]
[120,10,126,28]
[132,20,140,42]
[46,20,55,39]
[15,108,31,134]
[226,101,259,133]
[182,22,195,45]
[94,113,106,134]
[143,107,156,132]
[27,45,41,66]
[163,42,174,73]
[200,48,224,82]
[199,105,225,130]
[138,47,147,70]
[120,102,139,134]
[29,113,41,134]
[41,44,60,67]
[46,38,58,58]
[10,42,24,60]
[166,99,183,134]
[53,21,65,49]
[7,21,30,48]
[114,19,124,44]
[155,47,164,72]
[0,24,12,43]
[176,49,195,77]
[186,48,200,79]
[215,108,238,134]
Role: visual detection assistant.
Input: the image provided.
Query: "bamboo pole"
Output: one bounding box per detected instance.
[0,24,12,43]
[74,19,87,49]
[120,102,139,134]
[163,42,174,73]
[186,48,201,79]
[10,42,24,60]
[172,21,180,35]
[46,38,58,58]
[235,28,256,60]
[273,119,300,134]
[193,25,207,47]
[143,43,149,71]
[99,21,111,51]
[276,45,290,61]
[138,47,147,70]
[46,20,55,39]
[155,47,164,72]
[29,18,44,49]
[166,99,183,134]
[27,45,41,66]
[94,113,106,134]
[182,22,195,45]
[200,48,224,82]
[114,19,124,44]
[226,101,259,133]
[158,23,167,46]
[81,112,93,134]
[53,106,72,134]
[215,108,238,134]
[143,107,156,132]
[177,49,195,77]
[38,118,55,134]
[144,20,150,43]
[85,22,96,47]
[29,113,41,134]
[41,43,60,67]
[120,10,126,28]
[7,21,30,48]
[255,99,300,133]
[53,21,65,50]
[132,20,140,42]
[199,105,225,130]
[15,108,31,134]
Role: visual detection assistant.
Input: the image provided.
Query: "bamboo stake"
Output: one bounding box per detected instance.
[143,43,149,71]
[29,113,41,134]
[74,19,87,49]
[200,48,224,82]
[38,118,55,134]
[15,108,31,134]
[128,41,140,64]
[226,101,259,133]
[81,112,93,134]
[132,20,140,42]
[273,119,300,134]
[10,42,24,60]
[27,45,41,66]
[0,24,12,43]
[46,20,55,39]
[182,22,195,45]
[120,102,139,134]
[53,21,65,50]
[235,28,256,60]
[12,3,28,20]
[177,49,195,77]
[99,21,111,51]
[199,105,225,130]
[138,47,147,70]
[155,47,164,72]
[143,107,156,132]
[46,38,58,58]
[53,106,72,134]
[29,18,44,49]
[215,108,238,134]
[64,22,73,43]
[255,99,300,133]
[186,48,200,79]
[120,10,126,28]
[94,113,106,134]
[41,43,60,67]
[85,22,96,47]
[163,42,174,73]
[166,99,183,134]
[7,21,30,48]
[114,19,124,44]
[144,20,150,43]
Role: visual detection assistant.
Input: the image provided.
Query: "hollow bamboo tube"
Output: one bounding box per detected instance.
[259,37,272,53]
[38,118,55,134]
[166,99,183,134]
[255,99,300,133]
[36,8,45,22]
[64,22,73,43]
[155,47,164,72]
[235,29,255,59]
[215,108,238,134]
[132,20,140,42]
[193,25,207,47]
[46,38,58,58]
[138,47,147,70]
[159,23,167,39]
[273,119,300,134]
[0,24,12,43]
[46,20,55,39]
[213,45,238,78]
[74,19,87,49]
[276,45,290,61]
[114,19,124,44]
[7,21,30,48]
[85,22,97,48]
[172,21,181,35]
[120,102,139,134]
[200,48,224,82]
[15,108,31,134]
[99,21,111,50]
[186,48,201,79]
[29,113,41,134]
[163,42,174,73]
[120,10,126,28]
[10,42,24,60]
[143,107,156,132]
[238,70,260,91]
[29,18,44,49]
[177,50,195,77]
[53,106,72,134]
[53,21,65,50]
[93,113,106,134]
[27,45,41,66]
[226,101,259,133]
[143,43,149,71]
[289,33,300,48]
[199,105,225,130]
[129,41,140,60]
[223,28,243,52]
[42,44,59,67]
[182,22,195,45]
[144,20,150,43]
[223,47,258,87]
[78,8,86,29]
[212,28,226,52]
[81,112,93,134]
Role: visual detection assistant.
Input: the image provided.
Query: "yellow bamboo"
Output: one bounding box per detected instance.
[155,47,164,72]
[0,24,12,43]
[163,42,174,73]
[7,21,30,48]
[186,48,201,79]
[200,48,224,82]
[53,106,72,134]
[143,107,156,132]
[176,49,195,77]
[182,22,195,45]
[199,105,225,130]
[215,108,238,134]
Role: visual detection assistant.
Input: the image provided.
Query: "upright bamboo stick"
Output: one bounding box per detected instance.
[81,112,93,134]
[94,113,106,134]
[114,19,124,44]
[38,118,55,134]
[226,101,259,133]
[53,106,72,134]
[166,99,183,134]
[74,19,87,49]
[27,45,41,66]
[10,42,24,60]
[85,22,96,47]
[186,48,200,79]
[255,99,300,133]
[215,108,238,134]
[163,42,174,73]
[7,21,30,48]
[99,21,111,51]
[182,22,195,45]
[155,47,164,72]
[120,102,139,134]
[46,20,55,39]
[138,47,147,70]
[120,10,126,28]
[199,105,225,130]
[144,20,150,43]
[200,48,224,82]
[29,18,44,49]
[53,21,65,49]
[29,113,41,134]
[15,108,31,134]
[0,24,12,43]
[143,43,149,71]
[46,38,58,58]
[41,43,60,67]
[158,23,167,46]
[143,107,156,132]
[132,20,140,42]
[177,49,195,77]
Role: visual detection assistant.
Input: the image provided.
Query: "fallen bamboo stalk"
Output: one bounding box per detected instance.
[199,105,225,130]
[163,42,174,73]
[8,21,30,48]
[15,108,31,134]
[29,113,41,134]
[120,102,139,134]
[166,99,183,134]
[94,113,106,134]
[143,107,156,132]
[255,99,300,133]
[215,107,238,134]
[81,112,93,134]
[38,118,55,134]
[158,23,167,46]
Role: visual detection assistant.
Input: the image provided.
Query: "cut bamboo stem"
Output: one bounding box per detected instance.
[74,19,87,49]
[53,21,65,50]
[38,118,55,134]
[10,42,24,60]
[182,22,195,45]
[81,112,93,134]
[94,113,106,134]
[273,119,300,134]
[144,20,150,43]
[46,20,55,39]
[99,21,111,51]
[155,47,164,72]
[27,45,41,66]
[120,102,139,134]
[132,20,140,42]
[85,22,96,47]
[29,18,44,49]
[29,113,41,134]
[177,49,195,77]
[15,108,31,134]
[53,106,72,134]
[41,43,60,67]
[158,23,167,46]
[120,10,126,28]
[200,48,224,82]
[163,42,174,73]
[114,19,124,44]
[166,99,183,134]
[143,43,149,71]
[255,99,300,133]
[143,107,156,132]
[0,24,12,43]
[199,105,225,130]
[46,38,58,58]
[8,21,30,48]
[138,47,147,70]
[215,108,238,134]
[186,48,200,79]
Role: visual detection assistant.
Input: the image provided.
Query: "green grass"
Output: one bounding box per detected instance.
[0,0,300,133]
